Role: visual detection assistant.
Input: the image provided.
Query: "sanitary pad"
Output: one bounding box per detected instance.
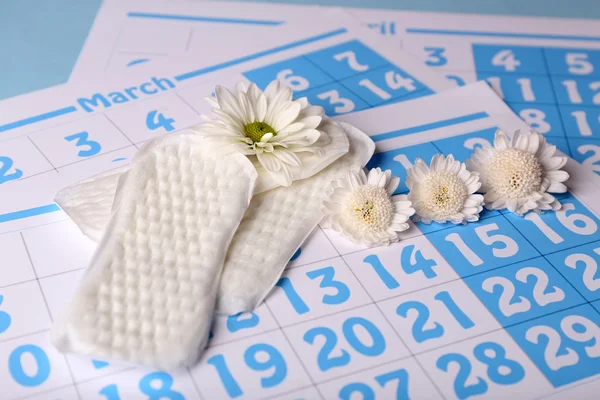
[52,133,256,369]
[217,122,375,314]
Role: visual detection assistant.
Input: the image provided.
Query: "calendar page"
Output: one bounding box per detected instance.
[2,77,600,399]
[350,9,600,181]
[68,0,350,81]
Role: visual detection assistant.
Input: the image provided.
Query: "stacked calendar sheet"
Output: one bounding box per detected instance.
[1,1,600,399]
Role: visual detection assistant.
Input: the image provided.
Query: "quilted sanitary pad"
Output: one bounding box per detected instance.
[217,122,375,314]
[52,133,256,369]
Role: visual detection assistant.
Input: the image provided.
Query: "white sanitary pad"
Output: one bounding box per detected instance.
[54,119,349,240]
[52,133,256,369]
[217,122,375,314]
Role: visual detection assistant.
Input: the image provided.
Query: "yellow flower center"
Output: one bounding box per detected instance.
[244,121,276,143]
[344,186,395,233]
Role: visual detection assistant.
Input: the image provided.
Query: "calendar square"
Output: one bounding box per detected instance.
[243,56,333,92]
[0,332,73,398]
[366,142,440,194]
[415,207,501,235]
[283,304,409,382]
[342,235,458,301]
[559,105,600,138]
[38,270,84,321]
[209,303,278,346]
[317,358,442,400]
[544,48,600,78]
[508,103,566,138]
[378,279,501,353]
[0,136,54,184]
[191,330,311,399]
[21,220,96,278]
[417,329,552,399]
[305,40,391,80]
[105,93,202,144]
[297,82,369,116]
[545,136,572,157]
[567,137,600,173]
[504,192,600,254]
[0,281,52,341]
[464,257,585,326]
[545,240,600,302]
[431,126,497,162]
[266,257,371,326]
[473,44,547,75]
[506,304,600,387]
[0,232,35,287]
[427,215,539,277]
[551,76,600,106]
[340,65,428,106]
[478,73,556,104]
[28,114,131,167]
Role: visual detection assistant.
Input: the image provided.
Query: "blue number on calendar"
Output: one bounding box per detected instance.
[546,241,600,302]
[208,343,287,397]
[275,278,310,314]
[396,291,474,343]
[0,295,11,334]
[146,110,175,132]
[466,258,583,326]
[507,304,600,387]
[437,341,525,399]
[244,56,332,92]
[0,156,23,184]
[553,77,600,106]
[9,344,51,387]
[339,368,409,400]
[428,216,537,277]
[424,47,447,66]
[362,245,438,290]
[304,317,386,372]
[306,266,350,305]
[99,372,184,400]
[64,131,102,157]
[478,73,555,104]
[506,194,600,253]
[290,247,302,261]
[227,312,260,332]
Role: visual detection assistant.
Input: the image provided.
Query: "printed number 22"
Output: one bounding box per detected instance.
[146,110,175,132]
[0,156,23,184]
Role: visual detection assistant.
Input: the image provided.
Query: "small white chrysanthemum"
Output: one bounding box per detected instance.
[192,80,328,186]
[323,168,415,246]
[466,129,569,216]
[406,154,484,224]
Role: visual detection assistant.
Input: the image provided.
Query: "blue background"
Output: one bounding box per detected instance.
[1,0,600,100]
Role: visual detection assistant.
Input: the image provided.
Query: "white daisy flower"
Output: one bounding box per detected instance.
[192,80,329,186]
[466,129,569,216]
[323,168,415,246]
[407,154,484,224]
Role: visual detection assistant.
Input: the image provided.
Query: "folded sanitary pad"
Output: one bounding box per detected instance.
[52,133,256,369]
[217,122,375,314]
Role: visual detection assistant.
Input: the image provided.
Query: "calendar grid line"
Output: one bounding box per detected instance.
[103,20,129,74]
[102,113,137,148]
[26,137,58,172]
[184,366,206,400]
[318,225,450,399]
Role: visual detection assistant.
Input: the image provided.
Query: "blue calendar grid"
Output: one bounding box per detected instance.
[472,43,600,174]
[242,39,436,117]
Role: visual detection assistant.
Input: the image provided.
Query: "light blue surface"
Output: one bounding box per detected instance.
[1,0,600,100]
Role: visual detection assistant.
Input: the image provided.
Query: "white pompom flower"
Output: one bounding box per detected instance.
[193,80,328,186]
[466,129,569,216]
[323,168,415,246]
[406,154,484,224]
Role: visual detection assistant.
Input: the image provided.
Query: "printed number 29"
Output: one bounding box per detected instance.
[146,110,175,132]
